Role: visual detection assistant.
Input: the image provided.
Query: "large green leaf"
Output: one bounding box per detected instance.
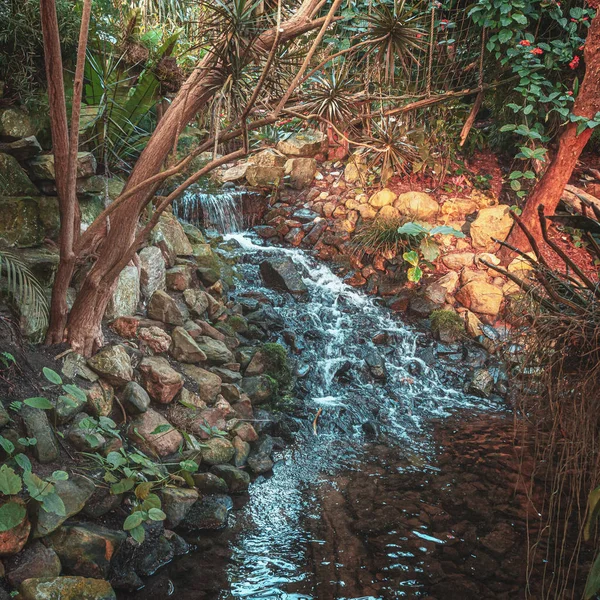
[419,237,440,262]
[585,552,600,599]
[397,222,428,237]
[24,397,53,410]
[123,511,145,531]
[41,492,66,517]
[0,465,22,495]
[0,501,26,532]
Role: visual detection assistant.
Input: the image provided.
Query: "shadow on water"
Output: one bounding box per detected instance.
[122,232,541,600]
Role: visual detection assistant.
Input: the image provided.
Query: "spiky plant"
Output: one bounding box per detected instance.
[352,217,412,257]
[363,0,427,84]
[305,65,358,124]
[0,251,49,334]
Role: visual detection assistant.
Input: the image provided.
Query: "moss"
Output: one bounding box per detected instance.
[430,309,465,337]
[226,315,248,333]
[261,343,293,391]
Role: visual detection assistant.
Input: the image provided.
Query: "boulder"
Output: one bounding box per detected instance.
[435,271,460,296]
[377,205,401,220]
[151,212,193,258]
[32,475,96,539]
[170,327,208,363]
[245,165,285,187]
[0,108,35,140]
[233,436,250,467]
[161,488,199,528]
[139,246,166,300]
[138,326,172,354]
[138,357,183,404]
[28,152,96,181]
[455,281,503,316]
[470,206,513,250]
[147,290,186,325]
[250,148,287,167]
[284,158,317,189]
[276,129,326,157]
[0,153,38,195]
[192,473,228,494]
[181,365,222,403]
[344,152,367,183]
[357,203,378,220]
[441,252,475,270]
[201,437,235,465]
[193,336,234,364]
[0,498,30,556]
[464,310,483,337]
[221,163,249,183]
[394,191,439,220]
[128,409,183,457]
[22,406,60,463]
[259,257,307,295]
[368,188,397,208]
[182,288,209,318]
[247,453,274,474]
[0,196,59,247]
[166,265,192,291]
[241,375,276,404]
[0,136,43,161]
[180,495,229,530]
[86,380,114,418]
[87,345,133,386]
[210,464,250,493]
[441,197,479,218]
[47,523,126,579]
[5,541,61,587]
[18,577,116,600]
[122,381,151,414]
[105,265,140,320]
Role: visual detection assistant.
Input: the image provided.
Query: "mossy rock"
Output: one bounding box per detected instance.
[429,309,465,343]
[246,343,293,393]
[0,153,38,196]
[226,315,248,334]
[0,196,59,247]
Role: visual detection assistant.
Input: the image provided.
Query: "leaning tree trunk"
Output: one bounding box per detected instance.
[505,7,600,254]
[62,1,331,355]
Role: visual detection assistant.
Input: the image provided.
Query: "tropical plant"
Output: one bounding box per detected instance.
[305,65,358,124]
[0,251,49,336]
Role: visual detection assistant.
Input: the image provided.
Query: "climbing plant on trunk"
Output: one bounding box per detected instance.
[41,0,342,356]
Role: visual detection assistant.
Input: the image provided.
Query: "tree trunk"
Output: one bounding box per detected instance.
[505,9,600,254]
[63,1,332,355]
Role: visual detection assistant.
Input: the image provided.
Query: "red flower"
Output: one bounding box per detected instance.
[416,33,423,38]
[519,39,532,46]
[571,18,577,21]
[579,44,585,50]
[531,47,543,55]
[569,56,580,69]
[566,90,573,95]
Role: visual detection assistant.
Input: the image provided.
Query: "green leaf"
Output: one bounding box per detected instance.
[498,29,513,43]
[61,384,87,403]
[179,460,199,473]
[141,493,161,511]
[50,470,69,481]
[41,492,66,516]
[511,180,522,191]
[111,477,135,495]
[0,501,26,532]
[407,266,423,283]
[106,452,126,468]
[419,237,440,263]
[512,12,528,24]
[123,511,145,531]
[397,222,428,237]
[0,436,15,456]
[585,552,600,599]
[584,486,600,541]
[150,424,172,435]
[429,226,465,238]
[43,367,62,385]
[402,250,420,267]
[148,508,166,521]
[129,524,145,544]
[23,470,52,499]
[24,397,53,410]
[14,453,32,472]
[0,465,22,495]
[500,124,516,132]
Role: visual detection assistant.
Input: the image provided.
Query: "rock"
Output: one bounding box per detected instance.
[276,129,326,157]
[181,365,222,403]
[461,268,488,285]
[435,271,459,296]
[139,247,166,300]
[0,196,59,247]
[247,453,274,474]
[182,289,209,317]
[180,495,230,530]
[61,353,98,382]
[0,498,30,556]
[128,409,183,457]
[441,252,475,270]
[470,206,513,250]
[202,437,235,465]
[293,208,320,224]
[148,290,187,325]
[151,213,193,257]
[468,368,494,398]
[507,251,536,273]
[232,436,250,467]
[455,281,503,316]
[344,152,367,183]
[109,316,139,339]
[33,475,96,538]
[22,406,59,463]
[480,522,516,557]
[105,265,140,320]
[210,464,250,493]
[87,345,133,386]
[441,197,479,218]
[135,530,173,577]
[122,382,151,414]
[138,326,172,354]
[192,472,228,494]
[475,252,501,268]
[377,205,401,220]
[241,375,276,404]
[139,357,183,404]
[250,148,287,167]
[368,188,397,208]
[246,164,285,187]
[0,153,38,195]
[408,295,440,318]
[47,523,125,579]
[193,336,234,364]
[221,163,249,182]
[28,152,96,181]
[197,266,220,286]
[394,191,439,220]
[166,265,192,291]
[161,488,199,528]
[464,310,483,337]
[170,327,208,363]
[0,108,35,140]
[259,257,307,295]
[284,158,317,189]
[18,577,116,600]
[5,541,61,587]
[51,388,86,424]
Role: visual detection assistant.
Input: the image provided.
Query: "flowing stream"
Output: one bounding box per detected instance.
[126,225,534,599]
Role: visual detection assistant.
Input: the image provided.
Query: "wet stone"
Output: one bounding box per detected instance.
[210,464,250,493]
[192,472,229,494]
[180,495,231,530]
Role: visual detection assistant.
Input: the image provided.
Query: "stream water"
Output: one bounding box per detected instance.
[124,227,539,599]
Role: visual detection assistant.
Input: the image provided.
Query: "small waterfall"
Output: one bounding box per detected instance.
[173,184,245,233]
